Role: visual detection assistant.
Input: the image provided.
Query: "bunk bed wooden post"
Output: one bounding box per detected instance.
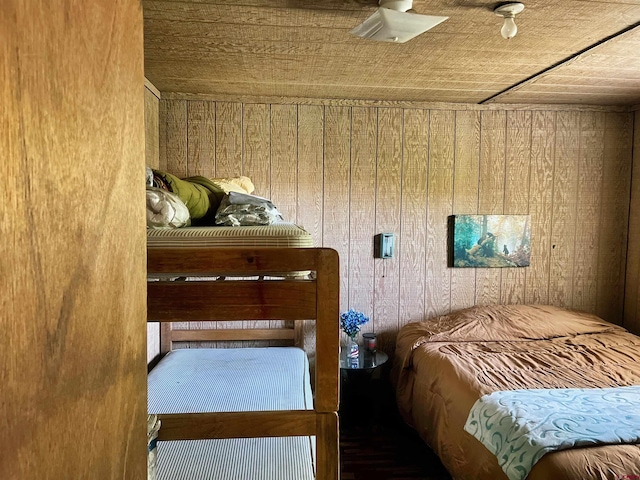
[314,248,340,480]
[147,247,340,480]
[160,322,172,355]
[294,319,305,349]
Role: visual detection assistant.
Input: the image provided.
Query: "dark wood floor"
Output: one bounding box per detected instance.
[339,416,452,480]
[338,357,452,479]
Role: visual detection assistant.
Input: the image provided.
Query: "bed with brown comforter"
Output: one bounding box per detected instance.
[393,304,640,480]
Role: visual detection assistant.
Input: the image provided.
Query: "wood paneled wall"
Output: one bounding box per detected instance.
[145,80,160,169]
[159,99,634,352]
[625,111,640,334]
[145,80,161,364]
[2,1,146,478]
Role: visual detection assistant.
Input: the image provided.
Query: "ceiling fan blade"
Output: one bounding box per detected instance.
[350,8,448,43]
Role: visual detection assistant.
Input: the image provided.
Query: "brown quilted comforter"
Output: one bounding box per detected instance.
[393,304,640,480]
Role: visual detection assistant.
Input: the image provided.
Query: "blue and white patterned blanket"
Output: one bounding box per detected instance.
[464,385,640,480]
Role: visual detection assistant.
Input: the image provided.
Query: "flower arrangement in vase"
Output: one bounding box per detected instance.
[340,309,370,358]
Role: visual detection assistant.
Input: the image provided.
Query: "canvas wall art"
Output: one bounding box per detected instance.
[452,214,531,268]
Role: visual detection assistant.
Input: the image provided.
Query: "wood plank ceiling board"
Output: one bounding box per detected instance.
[484,24,640,105]
[143,0,640,104]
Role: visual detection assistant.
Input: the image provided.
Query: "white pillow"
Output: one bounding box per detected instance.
[146,187,190,228]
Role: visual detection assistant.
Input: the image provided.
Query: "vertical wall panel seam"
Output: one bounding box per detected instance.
[450,110,457,312]
[185,101,190,176]
[525,111,533,303]
[596,113,605,316]
[475,112,483,304]
[547,111,557,305]
[321,106,325,249]
[241,103,245,175]
[321,105,326,248]
[424,109,431,320]
[522,112,532,303]
[347,107,352,311]
[373,107,379,329]
[295,105,299,225]
[397,108,405,333]
[499,111,507,301]
[210,102,218,177]
[571,112,582,310]
[268,104,272,200]
[621,111,636,327]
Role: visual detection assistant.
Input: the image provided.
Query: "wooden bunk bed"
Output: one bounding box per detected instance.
[147,247,340,480]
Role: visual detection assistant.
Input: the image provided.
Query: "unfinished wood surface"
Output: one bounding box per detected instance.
[159,98,168,171]
[324,106,352,313]
[374,108,403,353]
[400,109,428,325]
[2,1,146,478]
[162,91,632,112]
[165,99,188,177]
[525,111,555,304]
[451,110,480,309]
[243,103,271,198]
[500,110,531,305]
[487,25,640,106]
[297,105,324,246]
[215,102,243,177]
[157,411,318,441]
[597,112,632,323]
[624,110,640,335]
[573,112,605,314]
[549,112,580,308]
[425,110,454,319]
[348,107,377,325]
[158,99,634,353]
[270,104,298,222]
[145,84,160,168]
[187,100,215,178]
[476,110,506,305]
[143,0,640,105]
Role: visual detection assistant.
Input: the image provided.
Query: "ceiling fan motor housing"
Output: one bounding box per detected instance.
[351,0,448,43]
[378,0,413,12]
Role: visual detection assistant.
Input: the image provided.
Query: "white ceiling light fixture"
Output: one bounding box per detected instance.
[350,0,448,44]
[494,2,525,40]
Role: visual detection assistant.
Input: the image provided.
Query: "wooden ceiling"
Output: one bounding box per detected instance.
[143,0,640,105]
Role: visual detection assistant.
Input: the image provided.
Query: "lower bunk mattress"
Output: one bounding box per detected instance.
[146,223,314,249]
[148,347,315,480]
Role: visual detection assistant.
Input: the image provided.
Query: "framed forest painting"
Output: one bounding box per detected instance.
[452,214,531,268]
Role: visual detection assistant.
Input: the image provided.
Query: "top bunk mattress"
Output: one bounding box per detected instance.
[147,223,314,249]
